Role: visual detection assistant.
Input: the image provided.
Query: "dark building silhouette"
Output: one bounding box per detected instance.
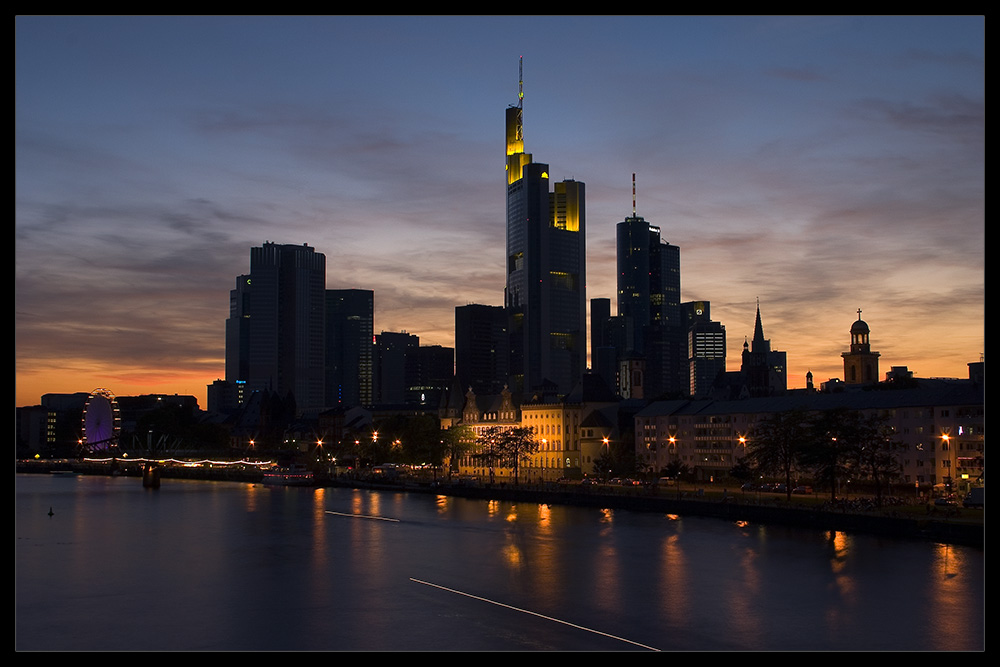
[616,213,683,398]
[325,289,374,408]
[455,303,509,395]
[374,331,419,406]
[226,242,326,412]
[408,344,454,407]
[842,309,880,384]
[504,59,586,396]
[739,300,787,397]
[589,297,618,393]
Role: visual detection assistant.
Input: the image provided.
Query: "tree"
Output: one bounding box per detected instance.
[800,408,855,502]
[372,413,441,465]
[500,426,537,485]
[746,409,811,500]
[847,411,901,507]
[440,424,475,479]
[474,426,538,485]
[592,434,637,479]
[728,458,755,486]
[475,426,508,485]
[661,458,690,483]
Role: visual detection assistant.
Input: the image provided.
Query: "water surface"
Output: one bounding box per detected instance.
[15,474,983,651]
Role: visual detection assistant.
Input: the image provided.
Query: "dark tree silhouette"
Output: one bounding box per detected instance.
[801,408,855,502]
[746,409,811,500]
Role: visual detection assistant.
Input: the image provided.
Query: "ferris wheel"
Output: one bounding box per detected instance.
[82,388,120,450]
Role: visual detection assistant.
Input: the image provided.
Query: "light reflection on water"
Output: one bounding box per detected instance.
[16,474,983,651]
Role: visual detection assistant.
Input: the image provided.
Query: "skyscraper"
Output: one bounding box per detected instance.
[226,242,326,412]
[617,210,683,398]
[504,59,586,395]
[683,301,726,397]
[373,331,419,406]
[325,289,374,408]
[455,303,509,395]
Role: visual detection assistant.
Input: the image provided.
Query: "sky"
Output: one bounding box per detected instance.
[15,16,984,409]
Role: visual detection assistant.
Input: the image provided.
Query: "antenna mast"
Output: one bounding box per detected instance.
[518,56,523,109]
[632,173,636,217]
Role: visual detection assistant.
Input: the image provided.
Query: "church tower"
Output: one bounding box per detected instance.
[738,299,786,397]
[842,309,880,384]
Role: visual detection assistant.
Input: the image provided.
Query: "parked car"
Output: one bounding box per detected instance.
[962,487,984,508]
[792,485,813,494]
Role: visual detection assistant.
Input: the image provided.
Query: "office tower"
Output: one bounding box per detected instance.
[325,289,374,408]
[617,212,683,398]
[226,242,326,412]
[842,309,880,384]
[455,304,509,395]
[374,331,419,406]
[504,59,586,395]
[740,300,787,397]
[683,301,726,397]
[225,273,251,385]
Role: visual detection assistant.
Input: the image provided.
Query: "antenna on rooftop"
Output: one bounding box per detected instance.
[632,173,636,217]
[518,56,523,110]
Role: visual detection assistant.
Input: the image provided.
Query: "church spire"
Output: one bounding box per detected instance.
[752,297,765,347]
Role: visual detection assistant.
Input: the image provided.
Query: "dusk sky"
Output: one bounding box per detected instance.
[15,16,984,408]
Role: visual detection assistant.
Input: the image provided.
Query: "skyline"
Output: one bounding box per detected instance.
[16,16,984,408]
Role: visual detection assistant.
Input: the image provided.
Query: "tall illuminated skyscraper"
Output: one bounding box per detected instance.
[504,58,586,395]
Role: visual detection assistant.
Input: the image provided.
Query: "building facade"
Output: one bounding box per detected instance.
[635,369,983,491]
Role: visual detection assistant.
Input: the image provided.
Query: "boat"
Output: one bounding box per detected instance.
[262,464,315,487]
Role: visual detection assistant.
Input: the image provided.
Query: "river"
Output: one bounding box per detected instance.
[15,473,983,651]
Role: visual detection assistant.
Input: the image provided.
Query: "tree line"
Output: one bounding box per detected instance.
[735,408,901,506]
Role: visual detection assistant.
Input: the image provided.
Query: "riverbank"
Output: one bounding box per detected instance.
[16,459,983,548]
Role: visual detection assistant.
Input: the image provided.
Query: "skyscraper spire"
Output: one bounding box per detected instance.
[505,57,530,185]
